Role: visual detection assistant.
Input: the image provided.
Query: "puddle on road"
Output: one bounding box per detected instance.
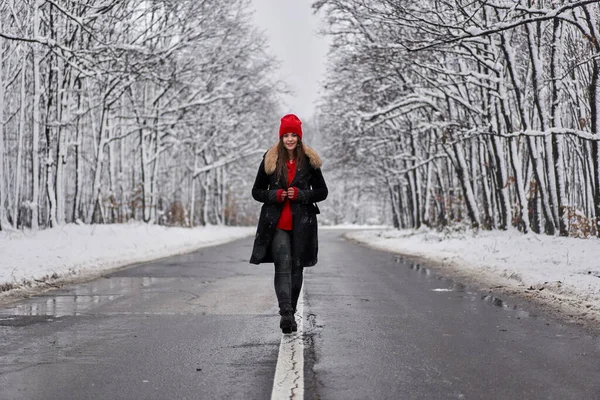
[482,294,506,308]
[0,315,55,327]
[407,261,433,276]
[481,294,531,318]
[396,257,532,319]
[0,276,181,318]
[429,282,468,293]
[2,295,120,318]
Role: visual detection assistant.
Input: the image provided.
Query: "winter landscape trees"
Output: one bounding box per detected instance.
[4,0,598,237]
[0,0,279,230]
[314,0,600,237]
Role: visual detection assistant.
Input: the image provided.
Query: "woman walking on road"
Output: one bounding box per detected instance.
[250,114,328,334]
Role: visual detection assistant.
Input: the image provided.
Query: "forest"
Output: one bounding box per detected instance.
[0,0,280,230]
[2,0,600,239]
[316,0,600,237]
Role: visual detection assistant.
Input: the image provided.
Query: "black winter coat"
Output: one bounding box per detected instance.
[250,143,328,267]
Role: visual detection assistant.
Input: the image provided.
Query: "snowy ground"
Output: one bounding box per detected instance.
[346,228,600,330]
[2,223,600,330]
[0,223,255,303]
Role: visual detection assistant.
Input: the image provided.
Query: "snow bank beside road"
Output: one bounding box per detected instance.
[0,223,255,298]
[347,228,600,328]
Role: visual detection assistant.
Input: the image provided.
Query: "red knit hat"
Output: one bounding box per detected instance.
[279,114,302,139]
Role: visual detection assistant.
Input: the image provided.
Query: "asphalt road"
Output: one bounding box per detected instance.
[1,230,600,400]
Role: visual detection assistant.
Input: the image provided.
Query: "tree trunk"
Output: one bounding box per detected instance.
[31,0,42,230]
[526,22,559,233]
[118,98,126,222]
[453,142,480,229]
[44,47,57,228]
[398,183,407,229]
[108,117,117,223]
[434,165,448,228]
[423,137,434,227]
[150,130,160,224]
[140,128,150,222]
[479,139,494,229]
[549,17,568,236]
[583,14,600,236]
[87,101,107,223]
[0,39,8,229]
[72,77,82,222]
[387,180,400,229]
[408,133,421,228]
[526,137,555,234]
[189,147,198,227]
[508,137,530,232]
[490,132,510,230]
[55,64,70,226]
[73,120,82,222]
[202,173,210,226]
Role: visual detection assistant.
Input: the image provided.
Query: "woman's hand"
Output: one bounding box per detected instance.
[277,189,288,202]
[287,187,299,200]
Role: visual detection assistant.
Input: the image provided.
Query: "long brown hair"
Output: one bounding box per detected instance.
[276,138,306,186]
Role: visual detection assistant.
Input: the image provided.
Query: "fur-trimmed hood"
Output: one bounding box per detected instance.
[264,143,322,175]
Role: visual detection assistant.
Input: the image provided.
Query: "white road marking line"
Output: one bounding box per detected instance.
[271,286,304,400]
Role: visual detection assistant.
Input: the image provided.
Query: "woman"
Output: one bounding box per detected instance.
[250,114,328,334]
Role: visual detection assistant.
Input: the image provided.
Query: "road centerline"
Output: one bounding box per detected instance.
[271,286,305,400]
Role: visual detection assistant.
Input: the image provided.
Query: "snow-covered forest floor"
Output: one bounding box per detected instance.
[2,224,600,331]
[347,228,600,331]
[0,224,255,304]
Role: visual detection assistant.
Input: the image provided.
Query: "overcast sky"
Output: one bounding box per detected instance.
[250,0,329,121]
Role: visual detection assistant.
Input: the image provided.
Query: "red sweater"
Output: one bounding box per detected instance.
[276,160,297,230]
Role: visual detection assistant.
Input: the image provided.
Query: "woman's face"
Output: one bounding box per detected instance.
[282,133,299,152]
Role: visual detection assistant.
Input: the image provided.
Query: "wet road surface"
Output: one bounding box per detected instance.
[305,232,600,399]
[0,241,280,400]
[1,230,600,399]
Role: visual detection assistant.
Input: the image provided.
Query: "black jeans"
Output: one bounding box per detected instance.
[271,229,304,312]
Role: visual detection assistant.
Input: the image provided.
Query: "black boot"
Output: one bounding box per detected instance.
[279,304,294,334]
[291,315,298,332]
